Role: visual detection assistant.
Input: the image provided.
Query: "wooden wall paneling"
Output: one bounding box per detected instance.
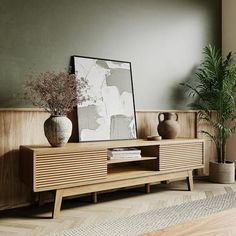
[224,118,236,163]
[196,112,217,176]
[136,110,197,139]
[176,112,197,138]
[0,109,49,210]
[136,111,158,138]
[226,132,236,163]
[197,112,236,175]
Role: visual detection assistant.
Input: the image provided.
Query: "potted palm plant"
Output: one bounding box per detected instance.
[182,45,236,183]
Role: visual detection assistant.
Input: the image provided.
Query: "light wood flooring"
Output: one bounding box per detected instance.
[144,207,236,236]
[0,179,236,236]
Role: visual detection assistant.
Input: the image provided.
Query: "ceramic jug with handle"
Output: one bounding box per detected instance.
[157,112,180,139]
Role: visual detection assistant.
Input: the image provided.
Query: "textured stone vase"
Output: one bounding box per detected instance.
[44,115,72,147]
[157,112,180,139]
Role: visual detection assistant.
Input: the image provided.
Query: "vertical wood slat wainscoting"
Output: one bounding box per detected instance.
[0,109,215,211]
[0,109,49,211]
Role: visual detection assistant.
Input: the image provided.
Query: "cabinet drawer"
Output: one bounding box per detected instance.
[159,142,204,171]
[34,150,107,191]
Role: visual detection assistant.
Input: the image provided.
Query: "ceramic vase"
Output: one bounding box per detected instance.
[157,112,180,139]
[44,115,72,147]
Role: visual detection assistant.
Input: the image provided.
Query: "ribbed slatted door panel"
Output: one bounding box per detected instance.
[159,142,203,171]
[34,150,107,191]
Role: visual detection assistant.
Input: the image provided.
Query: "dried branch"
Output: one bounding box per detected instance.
[24,71,90,116]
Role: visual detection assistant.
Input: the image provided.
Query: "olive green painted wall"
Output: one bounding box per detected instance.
[0,0,221,109]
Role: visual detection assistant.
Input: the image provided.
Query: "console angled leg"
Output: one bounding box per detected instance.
[145,183,150,193]
[53,189,64,219]
[92,192,98,203]
[187,170,194,191]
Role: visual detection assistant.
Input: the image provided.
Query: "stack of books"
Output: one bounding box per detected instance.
[107,148,141,160]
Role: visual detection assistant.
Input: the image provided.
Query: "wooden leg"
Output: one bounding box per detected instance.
[53,189,64,219]
[145,183,150,193]
[92,192,97,203]
[187,170,194,191]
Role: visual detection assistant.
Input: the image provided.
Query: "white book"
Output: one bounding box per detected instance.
[108,153,141,158]
[108,154,142,160]
[107,148,141,155]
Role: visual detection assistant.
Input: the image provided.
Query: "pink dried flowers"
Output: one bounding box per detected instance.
[24,70,90,116]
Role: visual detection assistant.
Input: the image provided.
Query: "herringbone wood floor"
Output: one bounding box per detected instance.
[144,207,236,236]
[0,179,236,236]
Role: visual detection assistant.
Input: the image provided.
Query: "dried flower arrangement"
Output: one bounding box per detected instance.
[24,70,90,116]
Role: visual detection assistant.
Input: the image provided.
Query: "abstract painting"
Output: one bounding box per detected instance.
[73,55,137,142]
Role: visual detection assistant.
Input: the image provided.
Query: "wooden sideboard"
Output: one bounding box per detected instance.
[20,138,204,218]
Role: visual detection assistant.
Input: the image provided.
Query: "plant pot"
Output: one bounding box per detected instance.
[44,115,72,147]
[209,160,235,184]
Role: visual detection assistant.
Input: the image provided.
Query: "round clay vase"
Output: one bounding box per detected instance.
[209,160,235,184]
[157,112,180,139]
[44,115,72,147]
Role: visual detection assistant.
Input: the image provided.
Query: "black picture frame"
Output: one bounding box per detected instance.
[72,55,137,142]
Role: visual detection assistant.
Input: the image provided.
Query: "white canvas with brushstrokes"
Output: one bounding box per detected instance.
[74,56,137,142]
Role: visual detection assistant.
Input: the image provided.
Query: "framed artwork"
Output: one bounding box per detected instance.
[73,55,137,142]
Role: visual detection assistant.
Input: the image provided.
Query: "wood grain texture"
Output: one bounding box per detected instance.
[143,207,236,236]
[61,170,192,197]
[35,150,107,191]
[0,179,234,235]
[21,139,204,217]
[187,170,194,191]
[137,110,211,175]
[136,110,197,139]
[22,139,204,192]
[53,189,64,219]
[159,143,204,171]
[195,112,217,176]
[0,110,49,210]
[0,109,214,211]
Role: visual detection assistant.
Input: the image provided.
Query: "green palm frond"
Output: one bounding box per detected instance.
[181,45,236,163]
[200,130,218,146]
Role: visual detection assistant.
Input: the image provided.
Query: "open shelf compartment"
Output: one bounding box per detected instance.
[107,145,159,173]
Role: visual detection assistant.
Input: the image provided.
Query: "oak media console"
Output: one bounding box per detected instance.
[20,138,204,218]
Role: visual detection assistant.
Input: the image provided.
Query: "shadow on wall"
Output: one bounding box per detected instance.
[170,66,198,109]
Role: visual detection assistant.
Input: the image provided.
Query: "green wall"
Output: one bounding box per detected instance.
[0,0,221,109]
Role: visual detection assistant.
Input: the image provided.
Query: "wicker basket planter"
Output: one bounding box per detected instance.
[209,160,235,184]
